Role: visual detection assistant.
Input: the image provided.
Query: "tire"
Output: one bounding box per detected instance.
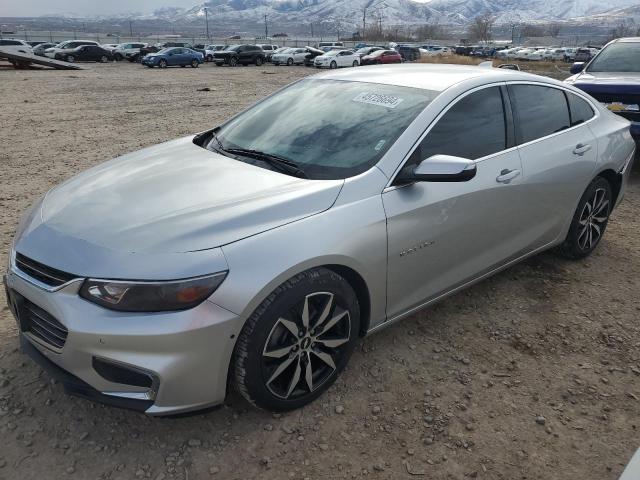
[330,61,337,69]
[191,59,199,68]
[558,176,612,259]
[159,59,167,68]
[287,57,293,66]
[229,57,238,67]
[114,53,123,61]
[66,55,75,63]
[255,56,263,66]
[234,268,360,412]
[100,55,109,63]
[352,60,358,67]
[206,54,213,62]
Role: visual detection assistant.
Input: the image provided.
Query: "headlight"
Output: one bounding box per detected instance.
[79,272,227,312]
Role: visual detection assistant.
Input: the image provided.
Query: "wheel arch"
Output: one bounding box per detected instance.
[596,168,622,206]
[322,264,371,337]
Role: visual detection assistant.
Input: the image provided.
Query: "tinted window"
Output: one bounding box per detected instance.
[0,40,22,45]
[566,93,594,126]
[510,85,570,144]
[410,87,506,163]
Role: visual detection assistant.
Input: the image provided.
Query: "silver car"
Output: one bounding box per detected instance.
[4,65,635,415]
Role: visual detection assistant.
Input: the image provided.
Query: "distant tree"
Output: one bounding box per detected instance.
[415,23,446,40]
[609,21,633,41]
[547,23,561,37]
[521,24,545,37]
[467,13,494,43]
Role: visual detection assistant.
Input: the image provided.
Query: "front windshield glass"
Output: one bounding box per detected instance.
[587,42,640,72]
[210,79,438,180]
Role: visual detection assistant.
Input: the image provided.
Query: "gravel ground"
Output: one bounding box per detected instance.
[1,61,639,480]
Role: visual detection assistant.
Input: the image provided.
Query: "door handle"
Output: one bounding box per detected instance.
[573,143,592,156]
[496,169,521,183]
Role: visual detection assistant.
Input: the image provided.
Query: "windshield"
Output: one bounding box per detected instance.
[226,45,240,51]
[209,79,437,180]
[586,42,640,72]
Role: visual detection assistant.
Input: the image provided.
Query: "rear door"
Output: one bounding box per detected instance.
[507,83,598,247]
[383,85,530,319]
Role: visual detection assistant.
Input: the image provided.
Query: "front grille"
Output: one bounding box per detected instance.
[21,298,68,349]
[15,253,77,287]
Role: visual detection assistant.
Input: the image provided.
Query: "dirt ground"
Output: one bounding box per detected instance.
[1,60,639,480]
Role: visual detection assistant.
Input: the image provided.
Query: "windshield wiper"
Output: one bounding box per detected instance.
[223,147,308,179]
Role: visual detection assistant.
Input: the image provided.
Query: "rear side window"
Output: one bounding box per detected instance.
[410,86,507,163]
[509,85,570,144]
[0,40,22,45]
[566,92,595,126]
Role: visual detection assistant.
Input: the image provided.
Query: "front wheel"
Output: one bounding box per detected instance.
[66,55,75,63]
[287,58,294,66]
[330,61,337,69]
[229,57,238,67]
[159,59,168,68]
[352,60,359,67]
[234,268,360,412]
[558,176,612,259]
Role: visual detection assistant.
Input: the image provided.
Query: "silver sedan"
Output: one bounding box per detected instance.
[4,65,635,415]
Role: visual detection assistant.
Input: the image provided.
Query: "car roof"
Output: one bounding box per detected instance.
[615,37,640,43]
[313,64,559,92]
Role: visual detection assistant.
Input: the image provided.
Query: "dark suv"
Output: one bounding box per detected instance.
[213,44,265,66]
[567,37,640,138]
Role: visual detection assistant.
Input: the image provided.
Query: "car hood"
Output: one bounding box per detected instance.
[17,137,343,259]
[569,71,640,92]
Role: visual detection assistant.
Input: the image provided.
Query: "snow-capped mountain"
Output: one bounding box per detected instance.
[144,0,640,27]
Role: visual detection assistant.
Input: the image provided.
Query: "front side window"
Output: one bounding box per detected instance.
[409,86,507,165]
[209,79,438,180]
[509,85,570,144]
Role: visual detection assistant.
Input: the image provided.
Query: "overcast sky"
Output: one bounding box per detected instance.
[1,0,431,18]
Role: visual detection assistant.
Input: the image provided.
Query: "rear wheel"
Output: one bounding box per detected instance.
[558,176,612,259]
[114,53,123,61]
[100,55,109,63]
[234,268,360,412]
[191,59,199,68]
[255,56,263,66]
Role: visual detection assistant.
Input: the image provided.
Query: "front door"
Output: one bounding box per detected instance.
[383,85,531,319]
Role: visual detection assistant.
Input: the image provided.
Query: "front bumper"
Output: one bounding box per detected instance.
[4,268,243,415]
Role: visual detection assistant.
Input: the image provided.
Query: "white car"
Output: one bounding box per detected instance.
[423,46,451,56]
[112,42,147,61]
[45,40,100,58]
[546,48,566,61]
[519,48,544,61]
[271,47,308,66]
[314,49,360,69]
[563,48,577,61]
[0,38,32,55]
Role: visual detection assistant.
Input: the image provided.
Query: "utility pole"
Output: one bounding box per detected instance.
[362,8,366,41]
[264,14,268,39]
[129,20,133,37]
[204,7,210,40]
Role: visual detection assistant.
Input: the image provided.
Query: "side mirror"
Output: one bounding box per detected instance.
[570,62,585,74]
[397,154,477,183]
